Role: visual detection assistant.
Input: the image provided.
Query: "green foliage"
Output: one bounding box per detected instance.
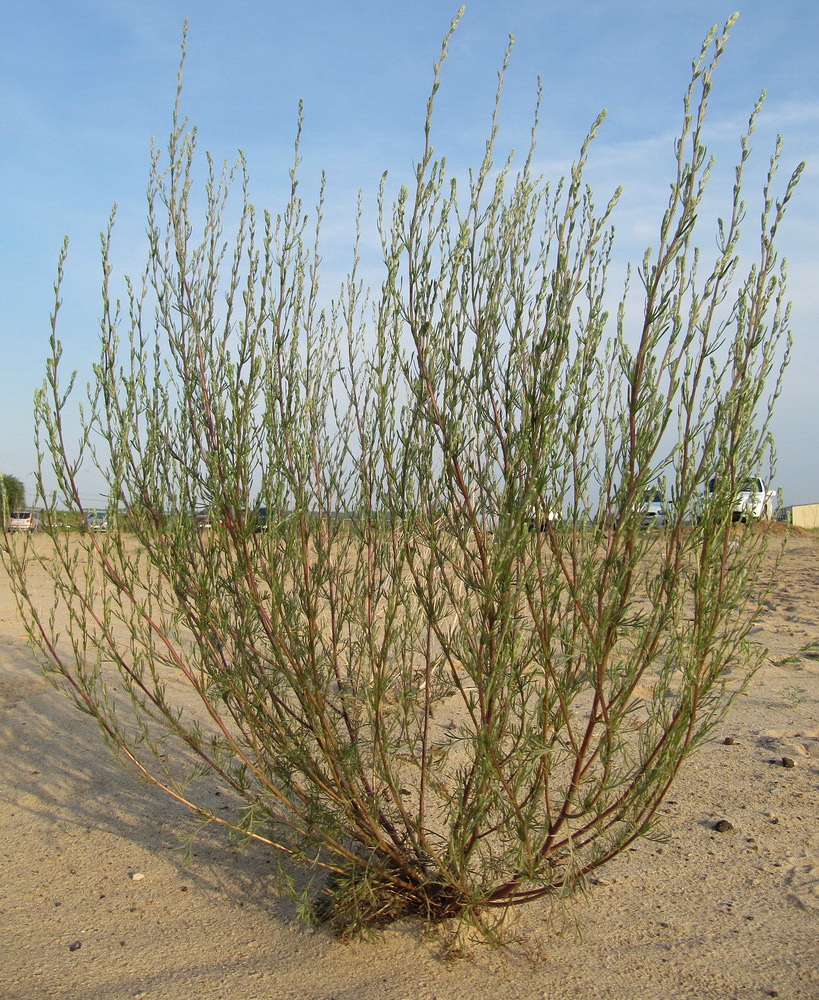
[2,13,804,940]
[1,474,25,512]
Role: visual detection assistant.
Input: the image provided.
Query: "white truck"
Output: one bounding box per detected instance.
[731,477,777,522]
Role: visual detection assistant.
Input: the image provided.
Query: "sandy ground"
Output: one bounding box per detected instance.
[1,531,818,1000]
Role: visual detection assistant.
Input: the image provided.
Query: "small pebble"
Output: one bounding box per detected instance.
[130,872,146,882]
[68,940,82,952]
[713,819,734,833]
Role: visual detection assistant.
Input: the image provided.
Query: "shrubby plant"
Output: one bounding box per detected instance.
[1,474,25,512]
[3,13,803,938]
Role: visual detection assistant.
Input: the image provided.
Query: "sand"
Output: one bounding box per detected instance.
[1,531,817,999]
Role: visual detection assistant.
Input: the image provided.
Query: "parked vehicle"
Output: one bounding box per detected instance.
[639,488,668,529]
[84,511,108,532]
[603,487,667,529]
[527,504,559,532]
[707,476,776,523]
[195,507,264,532]
[8,510,41,532]
[194,509,212,531]
[731,477,776,522]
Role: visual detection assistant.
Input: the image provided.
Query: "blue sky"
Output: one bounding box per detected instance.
[1,1,817,508]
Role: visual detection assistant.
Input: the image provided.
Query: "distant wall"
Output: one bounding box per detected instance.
[782,504,819,529]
